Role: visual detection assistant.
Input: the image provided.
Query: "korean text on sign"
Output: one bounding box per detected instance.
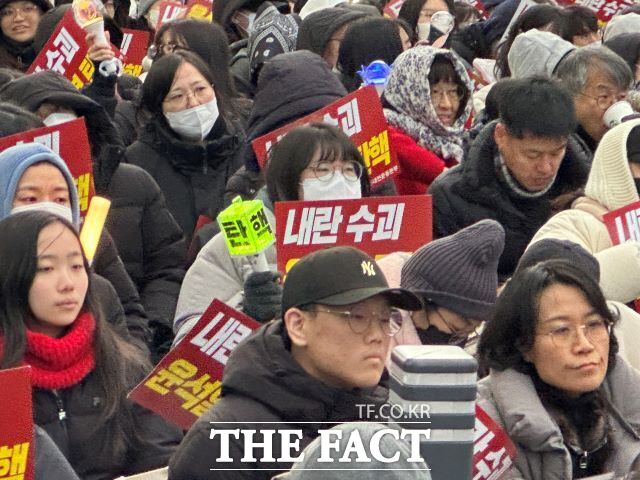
[0,443,29,480]
[473,406,517,480]
[128,300,260,430]
[275,195,432,274]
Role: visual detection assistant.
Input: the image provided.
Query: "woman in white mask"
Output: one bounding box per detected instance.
[128,50,246,242]
[172,123,371,344]
[398,0,455,44]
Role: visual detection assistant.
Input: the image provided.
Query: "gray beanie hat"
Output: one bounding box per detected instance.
[401,219,505,321]
[274,422,431,479]
[508,29,576,79]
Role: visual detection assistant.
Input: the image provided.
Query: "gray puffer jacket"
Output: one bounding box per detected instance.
[477,357,640,479]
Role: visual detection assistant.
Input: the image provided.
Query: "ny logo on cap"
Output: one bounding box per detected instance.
[361,260,376,276]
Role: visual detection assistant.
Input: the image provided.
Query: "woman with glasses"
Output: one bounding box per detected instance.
[0,0,49,70]
[128,50,246,243]
[477,259,640,479]
[173,122,371,343]
[382,46,472,196]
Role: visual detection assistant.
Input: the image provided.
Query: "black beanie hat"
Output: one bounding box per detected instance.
[627,125,640,165]
[517,239,600,282]
[401,219,505,321]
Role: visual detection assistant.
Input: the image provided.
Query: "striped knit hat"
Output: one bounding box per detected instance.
[400,220,505,321]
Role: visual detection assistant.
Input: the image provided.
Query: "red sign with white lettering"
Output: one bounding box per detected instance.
[128,300,260,430]
[275,195,432,274]
[120,28,150,77]
[603,200,640,245]
[0,366,34,480]
[252,86,399,187]
[0,119,94,221]
[473,405,517,480]
[156,1,185,29]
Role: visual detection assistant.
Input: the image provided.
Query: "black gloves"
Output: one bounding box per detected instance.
[242,271,282,322]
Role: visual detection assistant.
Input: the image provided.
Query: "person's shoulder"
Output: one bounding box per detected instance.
[109,163,162,201]
[429,164,464,192]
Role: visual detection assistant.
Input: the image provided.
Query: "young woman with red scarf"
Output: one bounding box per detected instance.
[0,211,182,480]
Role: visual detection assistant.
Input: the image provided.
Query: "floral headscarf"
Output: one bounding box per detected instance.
[383,46,473,163]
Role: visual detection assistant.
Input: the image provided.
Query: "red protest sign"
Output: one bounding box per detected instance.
[275,195,431,274]
[157,1,186,29]
[473,405,517,480]
[0,119,95,221]
[252,86,399,187]
[603,200,640,245]
[0,366,34,480]
[383,0,404,18]
[28,9,95,88]
[185,0,213,21]
[128,300,260,430]
[555,0,634,22]
[120,28,150,77]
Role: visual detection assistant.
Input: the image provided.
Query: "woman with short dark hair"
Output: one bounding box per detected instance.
[0,0,49,70]
[477,260,640,479]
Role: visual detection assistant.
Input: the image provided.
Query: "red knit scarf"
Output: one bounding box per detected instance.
[23,311,96,389]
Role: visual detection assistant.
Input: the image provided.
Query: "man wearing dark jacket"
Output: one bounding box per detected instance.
[429,77,590,280]
[169,246,422,480]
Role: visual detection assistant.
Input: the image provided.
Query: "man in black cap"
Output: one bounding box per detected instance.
[169,246,422,480]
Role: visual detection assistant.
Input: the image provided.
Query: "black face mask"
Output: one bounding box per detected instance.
[416,325,466,347]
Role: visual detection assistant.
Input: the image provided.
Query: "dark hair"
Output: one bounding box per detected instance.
[453,1,481,26]
[498,76,576,138]
[0,102,43,137]
[428,55,470,119]
[153,20,248,132]
[265,122,371,203]
[604,33,640,79]
[494,4,561,79]
[337,17,404,93]
[393,17,417,46]
[398,0,456,34]
[478,260,619,374]
[0,211,150,463]
[140,50,239,134]
[555,5,598,43]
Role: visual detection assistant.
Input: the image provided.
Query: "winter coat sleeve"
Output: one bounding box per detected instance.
[34,426,81,480]
[389,127,446,186]
[93,229,152,350]
[81,66,118,119]
[124,402,184,476]
[90,272,132,342]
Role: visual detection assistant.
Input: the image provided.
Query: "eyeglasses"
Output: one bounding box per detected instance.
[310,306,403,337]
[538,318,612,349]
[0,3,39,18]
[433,308,479,346]
[163,84,215,110]
[147,42,191,60]
[431,86,463,104]
[578,90,627,110]
[305,160,363,183]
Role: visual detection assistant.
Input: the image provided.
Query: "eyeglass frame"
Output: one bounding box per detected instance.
[162,82,216,111]
[577,89,627,110]
[147,42,191,60]
[303,305,404,337]
[431,307,480,346]
[303,159,364,183]
[537,318,612,349]
[0,2,40,18]
[430,85,464,105]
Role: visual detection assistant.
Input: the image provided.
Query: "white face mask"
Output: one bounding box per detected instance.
[11,202,74,225]
[301,172,362,201]
[43,112,78,126]
[164,97,219,141]
[417,22,431,41]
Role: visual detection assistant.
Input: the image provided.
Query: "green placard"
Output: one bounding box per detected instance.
[217,196,275,256]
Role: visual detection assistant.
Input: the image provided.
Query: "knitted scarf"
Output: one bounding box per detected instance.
[23,312,96,389]
[383,46,473,164]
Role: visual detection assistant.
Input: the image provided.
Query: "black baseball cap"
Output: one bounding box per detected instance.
[281,246,423,313]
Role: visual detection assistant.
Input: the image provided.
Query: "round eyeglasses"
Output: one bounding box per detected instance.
[539,318,612,349]
[311,306,403,336]
[306,160,363,183]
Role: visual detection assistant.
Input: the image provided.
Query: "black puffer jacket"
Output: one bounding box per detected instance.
[0,71,187,356]
[428,121,590,280]
[168,320,387,480]
[35,371,183,480]
[127,116,244,241]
